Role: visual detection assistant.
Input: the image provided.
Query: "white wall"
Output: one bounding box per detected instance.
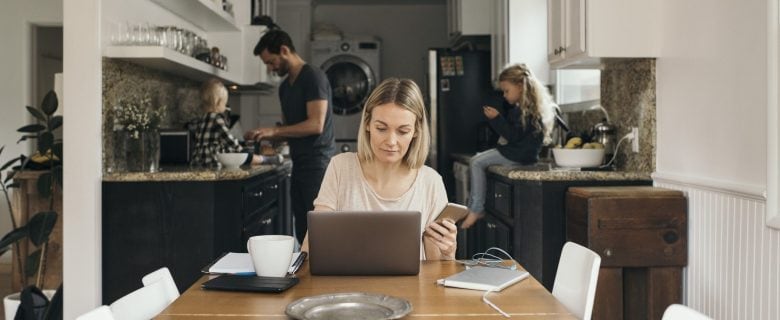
[0,0,62,247]
[313,3,449,87]
[656,0,779,318]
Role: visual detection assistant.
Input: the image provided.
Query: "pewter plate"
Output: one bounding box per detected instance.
[285,292,412,320]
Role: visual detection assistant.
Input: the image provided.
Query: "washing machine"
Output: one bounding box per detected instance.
[311,37,381,153]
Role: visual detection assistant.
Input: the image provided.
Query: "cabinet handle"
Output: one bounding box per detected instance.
[603,248,613,257]
[261,218,272,225]
[554,48,560,55]
[560,46,566,53]
[494,193,503,199]
[269,184,278,189]
[251,191,264,197]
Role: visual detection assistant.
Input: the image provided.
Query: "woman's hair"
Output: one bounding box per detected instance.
[357,78,430,169]
[200,78,228,112]
[498,63,557,145]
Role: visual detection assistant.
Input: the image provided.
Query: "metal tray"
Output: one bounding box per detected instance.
[285,292,412,320]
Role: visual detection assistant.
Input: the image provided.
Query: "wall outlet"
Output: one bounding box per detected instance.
[631,127,640,153]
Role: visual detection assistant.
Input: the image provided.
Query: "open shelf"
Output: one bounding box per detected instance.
[151,0,239,32]
[104,45,243,84]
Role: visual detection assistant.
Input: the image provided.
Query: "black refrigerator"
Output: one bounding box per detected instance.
[426,49,502,199]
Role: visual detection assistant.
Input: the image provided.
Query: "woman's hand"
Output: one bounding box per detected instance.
[483,106,500,120]
[459,212,483,229]
[424,219,457,260]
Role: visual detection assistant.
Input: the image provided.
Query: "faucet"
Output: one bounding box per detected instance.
[586,104,611,124]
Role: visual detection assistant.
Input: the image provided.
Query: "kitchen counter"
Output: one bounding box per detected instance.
[451,153,652,182]
[102,160,292,182]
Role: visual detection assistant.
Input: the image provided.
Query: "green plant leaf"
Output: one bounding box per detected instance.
[18,124,45,133]
[38,132,54,155]
[52,143,63,160]
[0,145,4,156]
[16,135,37,143]
[53,166,62,187]
[49,116,63,131]
[5,182,20,189]
[27,211,57,246]
[1,156,21,172]
[41,90,58,116]
[26,106,47,123]
[0,227,28,250]
[37,173,52,198]
[25,249,41,277]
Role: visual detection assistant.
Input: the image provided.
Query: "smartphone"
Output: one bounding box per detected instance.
[435,203,469,223]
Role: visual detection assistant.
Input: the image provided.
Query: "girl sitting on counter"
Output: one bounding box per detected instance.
[191,78,272,167]
[460,64,557,229]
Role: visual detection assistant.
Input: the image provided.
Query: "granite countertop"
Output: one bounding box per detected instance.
[451,153,652,182]
[103,161,291,182]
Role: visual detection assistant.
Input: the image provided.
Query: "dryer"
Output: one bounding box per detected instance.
[311,37,381,153]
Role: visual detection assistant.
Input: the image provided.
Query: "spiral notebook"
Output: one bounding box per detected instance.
[440,266,530,292]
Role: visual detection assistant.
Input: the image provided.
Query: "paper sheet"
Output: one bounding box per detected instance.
[208,252,302,274]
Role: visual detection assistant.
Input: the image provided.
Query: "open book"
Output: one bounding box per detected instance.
[440,266,529,291]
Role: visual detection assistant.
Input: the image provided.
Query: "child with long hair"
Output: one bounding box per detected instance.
[461,64,557,228]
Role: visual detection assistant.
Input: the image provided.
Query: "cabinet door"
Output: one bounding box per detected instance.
[547,0,565,63]
[487,178,513,219]
[483,215,513,254]
[564,0,586,60]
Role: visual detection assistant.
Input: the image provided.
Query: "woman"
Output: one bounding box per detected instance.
[307,78,457,260]
[461,64,556,228]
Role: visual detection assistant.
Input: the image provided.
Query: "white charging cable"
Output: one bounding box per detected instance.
[482,288,511,318]
[600,132,634,168]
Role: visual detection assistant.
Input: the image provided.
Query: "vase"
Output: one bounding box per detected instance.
[123,130,160,172]
[4,290,56,320]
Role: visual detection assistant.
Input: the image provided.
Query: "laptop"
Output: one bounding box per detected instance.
[307,211,421,275]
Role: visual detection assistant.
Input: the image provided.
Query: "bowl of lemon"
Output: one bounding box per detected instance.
[552,137,605,168]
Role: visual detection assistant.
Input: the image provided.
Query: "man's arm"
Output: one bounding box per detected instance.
[245,99,328,140]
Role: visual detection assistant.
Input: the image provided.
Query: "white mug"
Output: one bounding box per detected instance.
[246,235,294,277]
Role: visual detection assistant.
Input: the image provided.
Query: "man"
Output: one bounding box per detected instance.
[245,29,336,244]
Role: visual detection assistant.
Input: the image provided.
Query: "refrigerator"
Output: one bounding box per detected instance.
[427,49,502,200]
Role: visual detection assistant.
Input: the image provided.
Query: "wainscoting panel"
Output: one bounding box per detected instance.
[655,179,780,320]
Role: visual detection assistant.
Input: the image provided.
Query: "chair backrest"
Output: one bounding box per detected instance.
[141,267,180,303]
[662,304,713,320]
[109,280,170,320]
[552,242,601,320]
[76,305,115,320]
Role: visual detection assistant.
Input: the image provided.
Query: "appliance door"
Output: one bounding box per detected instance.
[159,130,192,164]
[428,49,501,198]
[321,55,377,115]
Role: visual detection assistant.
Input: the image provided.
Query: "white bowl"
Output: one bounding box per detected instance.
[552,148,605,168]
[217,153,247,168]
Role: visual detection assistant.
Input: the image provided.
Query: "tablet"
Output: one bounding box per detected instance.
[201,275,299,293]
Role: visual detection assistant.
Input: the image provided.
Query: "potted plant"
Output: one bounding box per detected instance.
[0,90,62,319]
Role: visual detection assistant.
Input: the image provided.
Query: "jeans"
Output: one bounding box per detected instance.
[290,166,327,244]
[467,149,516,213]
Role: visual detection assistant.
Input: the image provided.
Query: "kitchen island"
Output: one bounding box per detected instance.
[453,154,652,290]
[101,162,292,304]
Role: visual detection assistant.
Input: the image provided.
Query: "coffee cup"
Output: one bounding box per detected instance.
[246,235,294,277]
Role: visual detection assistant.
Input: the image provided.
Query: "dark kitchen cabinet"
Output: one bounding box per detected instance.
[102,166,291,304]
[470,171,651,291]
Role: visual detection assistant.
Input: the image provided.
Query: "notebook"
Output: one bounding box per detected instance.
[201,275,299,293]
[203,252,306,275]
[440,266,530,291]
[307,211,421,275]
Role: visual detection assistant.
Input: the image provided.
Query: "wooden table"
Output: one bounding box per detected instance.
[157,261,574,319]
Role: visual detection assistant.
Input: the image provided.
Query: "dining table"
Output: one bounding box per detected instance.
[156,260,575,319]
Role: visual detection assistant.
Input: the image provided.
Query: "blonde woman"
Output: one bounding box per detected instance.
[461,64,556,228]
[308,78,457,260]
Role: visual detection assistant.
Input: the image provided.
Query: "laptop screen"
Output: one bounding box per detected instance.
[307,211,421,275]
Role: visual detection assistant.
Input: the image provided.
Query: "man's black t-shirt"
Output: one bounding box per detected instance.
[279,64,336,169]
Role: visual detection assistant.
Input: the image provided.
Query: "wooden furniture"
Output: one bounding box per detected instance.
[101,165,292,304]
[566,186,687,320]
[157,260,576,319]
[11,170,62,291]
[468,171,651,290]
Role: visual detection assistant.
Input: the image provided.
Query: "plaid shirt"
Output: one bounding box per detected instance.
[191,112,249,166]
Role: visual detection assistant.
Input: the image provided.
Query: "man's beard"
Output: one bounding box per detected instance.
[275,59,290,77]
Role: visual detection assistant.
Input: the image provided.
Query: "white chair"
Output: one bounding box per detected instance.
[109,280,170,320]
[662,304,713,320]
[552,242,601,320]
[76,305,115,320]
[141,267,180,304]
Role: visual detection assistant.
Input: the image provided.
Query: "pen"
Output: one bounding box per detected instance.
[288,251,307,275]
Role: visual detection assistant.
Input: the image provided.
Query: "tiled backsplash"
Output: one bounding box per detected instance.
[564,58,655,172]
[102,58,202,170]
